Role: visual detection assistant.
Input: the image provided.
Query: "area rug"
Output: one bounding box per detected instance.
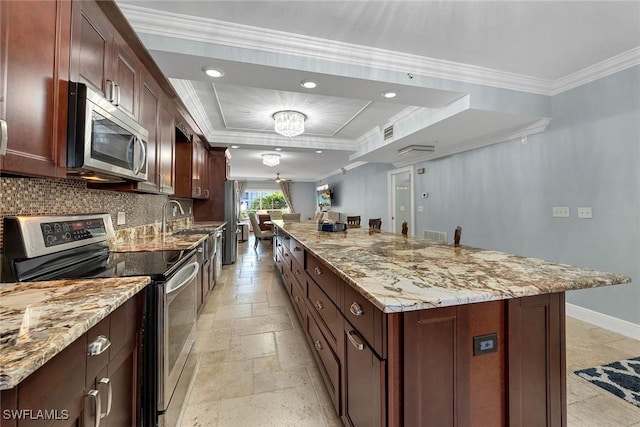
[574,357,640,407]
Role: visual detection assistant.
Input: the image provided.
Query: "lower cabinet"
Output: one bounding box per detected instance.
[274,230,567,427]
[0,292,143,427]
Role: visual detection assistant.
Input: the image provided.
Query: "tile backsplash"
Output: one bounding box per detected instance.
[0,176,193,248]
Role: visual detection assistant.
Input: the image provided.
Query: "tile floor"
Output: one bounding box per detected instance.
[178,239,640,427]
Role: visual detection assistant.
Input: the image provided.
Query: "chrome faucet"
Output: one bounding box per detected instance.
[162,199,185,241]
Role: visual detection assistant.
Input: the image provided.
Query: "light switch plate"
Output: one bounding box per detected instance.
[117,211,126,225]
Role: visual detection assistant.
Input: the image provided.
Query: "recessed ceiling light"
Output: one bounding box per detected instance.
[274,147,282,151]
[300,80,317,89]
[315,150,323,154]
[382,91,397,99]
[230,145,239,149]
[203,67,224,78]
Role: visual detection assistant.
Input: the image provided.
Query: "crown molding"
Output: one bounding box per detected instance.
[551,47,640,95]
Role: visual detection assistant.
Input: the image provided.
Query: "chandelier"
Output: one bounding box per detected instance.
[261,153,281,167]
[273,110,306,137]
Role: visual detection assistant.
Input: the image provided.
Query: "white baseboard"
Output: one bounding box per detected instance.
[566,303,640,340]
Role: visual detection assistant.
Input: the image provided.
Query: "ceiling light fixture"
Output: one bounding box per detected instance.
[382,91,397,99]
[315,150,323,154]
[261,153,281,167]
[274,147,282,151]
[300,80,317,89]
[273,110,306,137]
[230,145,239,149]
[202,67,224,78]
[398,145,435,155]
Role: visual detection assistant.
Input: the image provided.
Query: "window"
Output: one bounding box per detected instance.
[241,189,289,217]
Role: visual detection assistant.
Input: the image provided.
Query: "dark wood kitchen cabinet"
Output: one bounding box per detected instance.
[0,293,144,427]
[70,0,140,119]
[175,129,209,200]
[0,0,71,178]
[193,148,229,221]
[135,73,175,194]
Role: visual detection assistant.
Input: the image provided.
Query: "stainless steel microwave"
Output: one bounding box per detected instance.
[67,81,148,182]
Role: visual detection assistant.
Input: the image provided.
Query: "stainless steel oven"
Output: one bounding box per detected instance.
[67,81,148,182]
[157,254,198,427]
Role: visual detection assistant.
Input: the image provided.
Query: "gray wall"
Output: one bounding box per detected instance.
[413,66,640,324]
[317,163,395,227]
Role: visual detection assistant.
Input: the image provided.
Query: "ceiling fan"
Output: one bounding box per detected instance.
[274,173,287,183]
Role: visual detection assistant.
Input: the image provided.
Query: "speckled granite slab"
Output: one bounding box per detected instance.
[0,277,150,389]
[110,232,208,252]
[275,222,631,313]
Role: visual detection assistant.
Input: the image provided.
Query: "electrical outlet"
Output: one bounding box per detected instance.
[172,206,177,216]
[577,207,592,219]
[552,207,570,218]
[116,211,126,225]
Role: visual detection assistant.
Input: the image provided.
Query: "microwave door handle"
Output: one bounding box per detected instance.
[133,136,146,175]
[0,119,7,156]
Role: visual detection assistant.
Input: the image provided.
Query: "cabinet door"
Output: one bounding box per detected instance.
[158,102,175,194]
[0,0,70,178]
[191,137,208,199]
[342,325,385,427]
[104,336,139,427]
[0,1,7,166]
[136,77,160,193]
[112,41,139,119]
[74,0,112,97]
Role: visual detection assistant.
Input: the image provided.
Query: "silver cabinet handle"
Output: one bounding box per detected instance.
[347,330,365,351]
[98,377,112,418]
[0,119,7,156]
[314,267,322,275]
[115,84,121,107]
[204,189,210,198]
[294,269,301,276]
[106,79,115,103]
[293,246,302,252]
[349,302,364,317]
[87,335,111,356]
[294,296,300,303]
[86,389,101,427]
[315,301,324,310]
[314,340,323,351]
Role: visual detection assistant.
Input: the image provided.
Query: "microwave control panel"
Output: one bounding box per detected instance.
[40,218,107,247]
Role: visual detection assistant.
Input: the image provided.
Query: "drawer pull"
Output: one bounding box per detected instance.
[315,301,324,310]
[350,302,364,317]
[86,389,101,427]
[98,378,112,418]
[314,340,323,351]
[284,252,289,257]
[293,246,302,252]
[347,330,365,351]
[88,335,111,356]
[294,296,300,303]
[314,267,322,275]
[294,269,301,276]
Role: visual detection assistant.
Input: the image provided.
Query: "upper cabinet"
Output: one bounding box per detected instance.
[0,0,71,178]
[175,126,210,200]
[71,0,140,119]
[135,72,175,194]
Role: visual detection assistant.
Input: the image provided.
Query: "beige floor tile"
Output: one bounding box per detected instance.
[216,385,326,427]
[188,359,254,404]
[275,329,315,370]
[213,303,253,320]
[568,394,640,426]
[253,366,311,394]
[227,332,277,361]
[566,372,600,404]
[230,312,293,336]
[180,400,220,427]
[192,327,231,354]
[216,290,268,306]
[253,355,281,375]
[251,301,289,317]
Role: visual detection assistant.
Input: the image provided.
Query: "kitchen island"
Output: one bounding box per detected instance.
[272,221,631,427]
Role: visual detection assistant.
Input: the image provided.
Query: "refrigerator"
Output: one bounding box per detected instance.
[223,180,239,264]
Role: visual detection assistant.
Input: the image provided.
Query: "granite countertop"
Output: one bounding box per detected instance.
[0,277,150,390]
[275,222,631,313]
[110,230,209,252]
[192,221,227,231]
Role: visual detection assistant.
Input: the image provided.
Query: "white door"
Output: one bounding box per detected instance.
[387,167,415,235]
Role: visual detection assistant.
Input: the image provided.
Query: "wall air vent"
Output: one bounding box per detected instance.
[424,230,448,243]
[384,125,394,140]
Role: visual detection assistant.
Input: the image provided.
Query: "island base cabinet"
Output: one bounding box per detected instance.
[342,325,386,427]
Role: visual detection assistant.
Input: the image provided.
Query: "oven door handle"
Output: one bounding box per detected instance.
[166,261,200,296]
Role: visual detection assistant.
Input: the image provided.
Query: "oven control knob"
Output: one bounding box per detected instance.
[63,232,71,240]
[46,235,55,244]
[54,223,61,232]
[43,224,52,233]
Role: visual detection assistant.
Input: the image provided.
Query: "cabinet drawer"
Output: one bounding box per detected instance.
[289,237,305,266]
[290,276,306,327]
[306,253,339,306]
[343,284,385,357]
[290,257,306,292]
[307,313,340,411]
[281,233,292,253]
[307,278,340,347]
[281,245,293,271]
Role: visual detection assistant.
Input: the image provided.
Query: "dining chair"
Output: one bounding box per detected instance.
[346,216,361,228]
[249,212,274,248]
[368,218,382,230]
[258,214,272,230]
